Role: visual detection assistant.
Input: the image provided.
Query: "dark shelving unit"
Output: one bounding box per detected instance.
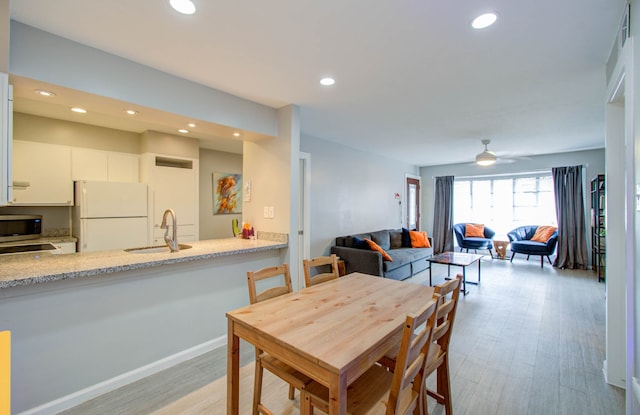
[590,174,605,282]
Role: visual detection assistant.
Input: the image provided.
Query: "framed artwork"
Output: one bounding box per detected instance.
[213,172,242,214]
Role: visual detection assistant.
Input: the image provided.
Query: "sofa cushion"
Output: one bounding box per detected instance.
[352,236,369,250]
[389,231,403,249]
[366,239,393,261]
[401,228,412,247]
[409,230,431,248]
[370,230,391,251]
[385,248,431,270]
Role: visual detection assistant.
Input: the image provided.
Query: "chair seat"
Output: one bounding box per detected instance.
[460,237,493,250]
[260,353,312,389]
[510,240,549,255]
[303,364,419,414]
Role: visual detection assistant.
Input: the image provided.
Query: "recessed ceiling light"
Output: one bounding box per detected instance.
[70,107,87,114]
[188,123,197,128]
[233,132,241,137]
[320,77,335,86]
[170,0,196,15]
[472,12,498,29]
[178,129,190,134]
[124,109,138,115]
[34,89,56,97]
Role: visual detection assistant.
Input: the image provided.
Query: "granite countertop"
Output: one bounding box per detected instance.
[0,237,287,289]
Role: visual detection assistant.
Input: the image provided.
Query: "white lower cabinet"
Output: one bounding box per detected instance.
[12,140,73,205]
[50,241,77,254]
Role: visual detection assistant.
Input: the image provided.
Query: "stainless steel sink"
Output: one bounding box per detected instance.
[124,244,192,254]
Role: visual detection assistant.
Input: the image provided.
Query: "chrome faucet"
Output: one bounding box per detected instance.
[160,208,179,252]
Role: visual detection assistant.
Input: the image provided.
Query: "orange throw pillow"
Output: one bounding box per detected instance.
[465,224,485,238]
[531,226,557,243]
[409,230,431,248]
[365,239,393,261]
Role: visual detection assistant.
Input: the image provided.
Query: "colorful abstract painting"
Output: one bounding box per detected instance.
[213,172,242,214]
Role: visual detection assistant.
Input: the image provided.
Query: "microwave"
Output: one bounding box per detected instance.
[0,214,43,242]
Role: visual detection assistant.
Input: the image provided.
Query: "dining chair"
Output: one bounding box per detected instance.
[299,296,440,415]
[378,275,462,415]
[246,264,312,415]
[302,253,340,287]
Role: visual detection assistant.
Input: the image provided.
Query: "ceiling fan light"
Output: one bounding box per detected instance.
[476,150,497,166]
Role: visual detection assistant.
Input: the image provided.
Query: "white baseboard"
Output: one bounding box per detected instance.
[18,336,227,415]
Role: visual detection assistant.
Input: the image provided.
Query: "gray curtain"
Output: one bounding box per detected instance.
[552,166,588,269]
[433,176,454,254]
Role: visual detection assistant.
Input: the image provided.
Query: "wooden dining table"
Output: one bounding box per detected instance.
[226,272,435,415]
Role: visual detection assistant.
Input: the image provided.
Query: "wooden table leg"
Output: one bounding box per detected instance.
[328,375,347,414]
[227,319,240,415]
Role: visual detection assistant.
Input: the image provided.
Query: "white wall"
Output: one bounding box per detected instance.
[199,148,243,239]
[419,149,605,236]
[300,134,419,257]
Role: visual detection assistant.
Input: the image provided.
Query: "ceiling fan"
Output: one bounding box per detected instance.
[475,139,497,166]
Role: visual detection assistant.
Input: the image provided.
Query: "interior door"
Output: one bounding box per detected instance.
[406,177,420,230]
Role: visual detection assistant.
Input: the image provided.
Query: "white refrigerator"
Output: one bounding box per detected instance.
[73,181,149,252]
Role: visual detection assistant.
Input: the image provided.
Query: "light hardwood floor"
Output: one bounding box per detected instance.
[59,256,625,415]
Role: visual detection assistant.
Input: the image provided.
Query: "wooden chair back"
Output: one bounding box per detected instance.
[303,254,339,287]
[386,296,440,415]
[300,296,439,415]
[247,264,293,304]
[432,274,462,350]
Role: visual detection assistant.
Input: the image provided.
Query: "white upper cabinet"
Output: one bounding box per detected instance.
[12,140,73,205]
[72,148,139,183]
[72,148,108,181]
[107,152,139,183]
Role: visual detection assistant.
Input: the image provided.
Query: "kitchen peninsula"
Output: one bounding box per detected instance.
[1,235,288,414]
[0,235,286,288]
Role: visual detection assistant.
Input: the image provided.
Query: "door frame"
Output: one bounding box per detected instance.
[405,174,421,230]
[298,152,311,290]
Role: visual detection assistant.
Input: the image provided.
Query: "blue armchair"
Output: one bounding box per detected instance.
[453,223,495,258]
[507,225,558,268]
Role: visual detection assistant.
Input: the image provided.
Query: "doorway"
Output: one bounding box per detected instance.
[298,153,311,290]
[406,176,420,230]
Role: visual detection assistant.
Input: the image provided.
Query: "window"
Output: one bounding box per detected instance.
[453,173,556,238]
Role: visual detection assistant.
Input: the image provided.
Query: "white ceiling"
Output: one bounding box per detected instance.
[9,0,625,166]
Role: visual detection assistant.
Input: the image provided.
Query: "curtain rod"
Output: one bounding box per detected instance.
[453,164,588,181]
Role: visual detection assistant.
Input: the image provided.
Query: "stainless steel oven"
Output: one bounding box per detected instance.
[0,214,43,242]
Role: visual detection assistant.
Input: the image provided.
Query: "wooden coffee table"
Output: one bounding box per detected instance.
[493,240,510,260]
[428,251,484,295]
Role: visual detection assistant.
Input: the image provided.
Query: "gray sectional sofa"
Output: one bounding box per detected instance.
[330,228,433,280]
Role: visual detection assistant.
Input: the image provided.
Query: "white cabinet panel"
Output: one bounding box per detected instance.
[153,165,197,227]
[12,140,72,205]
[72,148,108,181]
[108,153,139,183]
[73,149,139,183]
[50,241,76,254]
